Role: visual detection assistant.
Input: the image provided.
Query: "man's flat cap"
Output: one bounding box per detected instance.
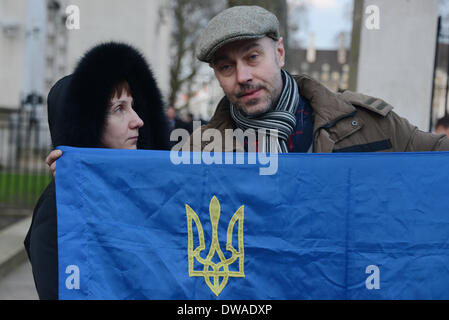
[197,5,280,63]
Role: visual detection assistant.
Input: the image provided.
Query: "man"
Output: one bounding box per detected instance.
[167,106,189,132]
[435,116,449,137]
[167,105,190,147]
[188,5,449,153]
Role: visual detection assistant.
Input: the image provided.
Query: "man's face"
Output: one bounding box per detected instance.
[102,91,144,149]
[167,107,176,120]
[211,37,285,116]
[436,125,449,137]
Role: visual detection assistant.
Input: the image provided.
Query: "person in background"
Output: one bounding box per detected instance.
[166,105,190,147]
[435,116,449,137]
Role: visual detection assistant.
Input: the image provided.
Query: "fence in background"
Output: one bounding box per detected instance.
[0,115,52,210]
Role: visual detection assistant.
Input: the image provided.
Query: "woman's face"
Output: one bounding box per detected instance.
[102,91,144,149]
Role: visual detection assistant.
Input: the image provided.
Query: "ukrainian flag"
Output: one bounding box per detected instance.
[56,147,449,300]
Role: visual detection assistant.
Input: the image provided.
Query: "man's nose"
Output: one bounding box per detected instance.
[130,109,144,129]
[236,62,252,84]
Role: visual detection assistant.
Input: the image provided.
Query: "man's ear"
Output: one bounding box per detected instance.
[276,37,285,68]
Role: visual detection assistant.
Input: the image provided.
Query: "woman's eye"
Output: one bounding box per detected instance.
[114,106,123,113]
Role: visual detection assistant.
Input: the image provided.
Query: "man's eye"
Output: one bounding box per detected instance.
[249,54,259,60]
[114,106,123,113]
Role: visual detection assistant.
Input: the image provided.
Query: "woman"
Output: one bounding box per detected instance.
[24,42,169,299]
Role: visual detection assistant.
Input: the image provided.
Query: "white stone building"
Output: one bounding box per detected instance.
[0,0,172,166]
[0,0,171,113]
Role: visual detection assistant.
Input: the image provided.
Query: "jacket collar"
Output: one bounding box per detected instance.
[294,75,356,133]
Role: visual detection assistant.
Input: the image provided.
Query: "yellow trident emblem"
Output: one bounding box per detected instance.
[185,196,245,296]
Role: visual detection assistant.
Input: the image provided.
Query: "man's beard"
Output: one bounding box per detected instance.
[232,84,277,117]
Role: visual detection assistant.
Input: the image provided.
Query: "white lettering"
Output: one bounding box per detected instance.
[221,305,272,315]
[365,5,380,30]
[178,304,211,317]
[65,5,80,30]
[192,121,202,165]
[169,127,279,175]
[365,265,380,290]
[258,129,279,176]
[170,128,191,165]
[202,129,223,165]
[65,265,80,290]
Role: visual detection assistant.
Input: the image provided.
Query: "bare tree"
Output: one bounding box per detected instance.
[288,1,309,49]
[228,0,289,52]
[227,0,310,70]
[440,0,449,36]
[168,0,226,110]
[168,0,307,111]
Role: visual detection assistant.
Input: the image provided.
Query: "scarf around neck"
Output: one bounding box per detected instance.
[230,69,300,153]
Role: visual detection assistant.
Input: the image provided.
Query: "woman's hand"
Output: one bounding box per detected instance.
[45,150,62,178]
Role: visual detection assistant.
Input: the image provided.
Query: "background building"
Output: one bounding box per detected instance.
[0,0,28,114]
[0,0,171,116]
[0,0,172,168]
[0,0,173,216]
[289,32,351,93]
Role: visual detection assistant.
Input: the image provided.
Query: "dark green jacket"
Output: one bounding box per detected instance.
[188,75,449,152]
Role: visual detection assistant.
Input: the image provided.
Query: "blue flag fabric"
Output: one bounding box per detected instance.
[56,146,449,300]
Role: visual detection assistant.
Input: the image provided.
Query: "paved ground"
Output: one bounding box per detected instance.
[0,212,38,300]
[0,260,38,300]
[0,216,23,231]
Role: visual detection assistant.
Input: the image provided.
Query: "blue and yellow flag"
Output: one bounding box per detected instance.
[56,147,449,300]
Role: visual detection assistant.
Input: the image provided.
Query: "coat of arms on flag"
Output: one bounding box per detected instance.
[186,196,245,296]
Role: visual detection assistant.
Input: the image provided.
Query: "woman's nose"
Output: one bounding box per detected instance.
[130,109,144,129]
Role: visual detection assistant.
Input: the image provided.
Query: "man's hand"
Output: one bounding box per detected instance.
[45,150,62,178]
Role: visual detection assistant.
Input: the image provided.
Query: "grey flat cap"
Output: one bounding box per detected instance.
[197,5,280,63]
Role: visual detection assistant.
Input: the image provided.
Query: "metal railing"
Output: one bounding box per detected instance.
[0,115,52,210]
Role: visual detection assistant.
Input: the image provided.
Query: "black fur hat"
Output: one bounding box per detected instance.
[48,42,170,150]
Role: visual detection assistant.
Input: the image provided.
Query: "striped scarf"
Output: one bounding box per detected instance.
[230,69,299,153]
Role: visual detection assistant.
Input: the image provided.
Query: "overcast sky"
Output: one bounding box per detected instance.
[289,0,354,49]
